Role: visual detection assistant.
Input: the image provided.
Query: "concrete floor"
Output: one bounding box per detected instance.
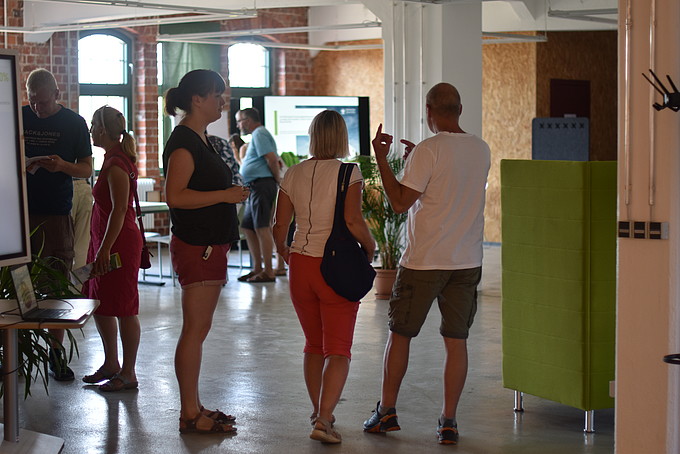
[11,245,614,453]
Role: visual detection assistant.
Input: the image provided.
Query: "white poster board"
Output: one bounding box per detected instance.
[0,50,31,267]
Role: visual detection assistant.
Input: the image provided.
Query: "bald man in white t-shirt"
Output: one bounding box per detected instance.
[362,83,490,446]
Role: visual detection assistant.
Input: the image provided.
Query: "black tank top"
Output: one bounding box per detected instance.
[162,125,239,245]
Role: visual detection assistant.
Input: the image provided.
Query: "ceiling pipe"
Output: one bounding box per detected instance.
[159,26,545,50]
[158,36,383,51]
[0,13,245,33]
[548,8,617,25]
[482,32,547,44]
[29,0,256,17]
[158,21,382,40]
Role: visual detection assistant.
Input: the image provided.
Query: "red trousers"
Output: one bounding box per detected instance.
[288,253,360,359]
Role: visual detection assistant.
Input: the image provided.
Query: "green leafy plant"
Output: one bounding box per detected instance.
[0,256,81,398]
[354,154,408,269]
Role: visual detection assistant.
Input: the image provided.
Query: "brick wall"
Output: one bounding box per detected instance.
[9,6,315,174]
[8,28,80,110]
[5,0,77,108]
[128,25,161,181]
[222,7,314,96]
[9,5,316,235]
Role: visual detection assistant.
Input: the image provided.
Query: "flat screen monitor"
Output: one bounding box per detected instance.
[0,50,31,267]
[262,96,370,157]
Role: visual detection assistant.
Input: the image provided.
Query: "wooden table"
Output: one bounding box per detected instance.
[0,299,98,452]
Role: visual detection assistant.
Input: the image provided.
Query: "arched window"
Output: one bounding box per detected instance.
[228,42,271,90]
[228,42,272,135]
[78,30,132,170]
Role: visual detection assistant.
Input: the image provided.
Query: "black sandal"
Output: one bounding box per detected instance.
[201,406,236,423]
[237,271,258,282]
[179,414,237,434]
[82,367,119,384]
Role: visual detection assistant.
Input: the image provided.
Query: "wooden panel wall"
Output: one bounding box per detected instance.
[307,32,618,245]
[536,31,618,161]
[482,41,536,243]
[482,31,617,243]
[312,39,384,139]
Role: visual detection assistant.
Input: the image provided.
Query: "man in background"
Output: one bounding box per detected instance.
[235,107,280,283]
[208,133,244,186]
[24,68,93,381]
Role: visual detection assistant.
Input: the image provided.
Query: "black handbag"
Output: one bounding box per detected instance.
[320,163,376,301]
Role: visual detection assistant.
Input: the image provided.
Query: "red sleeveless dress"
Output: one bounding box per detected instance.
[83,145,142,316]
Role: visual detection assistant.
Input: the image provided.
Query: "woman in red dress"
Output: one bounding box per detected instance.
[82,106,141,392]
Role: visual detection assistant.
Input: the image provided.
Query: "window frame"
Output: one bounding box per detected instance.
[228,41,273,134]
[78,29,133,114]
[228,41,274,97]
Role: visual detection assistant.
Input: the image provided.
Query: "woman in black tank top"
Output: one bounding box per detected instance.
[163,69,250,435]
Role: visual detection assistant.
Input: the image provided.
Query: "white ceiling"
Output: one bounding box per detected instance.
[17,0,617,43]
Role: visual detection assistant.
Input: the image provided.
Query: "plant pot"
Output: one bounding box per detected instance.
[374,268,397,300]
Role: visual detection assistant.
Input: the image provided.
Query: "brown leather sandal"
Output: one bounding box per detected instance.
[179,414,237,434]
[310,418,341,444]
[310,413,336,427]
[201,406,236,423]
[98,373,138,392]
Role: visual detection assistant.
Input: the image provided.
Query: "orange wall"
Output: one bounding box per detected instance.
[482,40,537,242]
[482,30,617,242]
[312,39,384,140]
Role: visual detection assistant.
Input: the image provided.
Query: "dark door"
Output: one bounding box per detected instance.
[550,79,590,118]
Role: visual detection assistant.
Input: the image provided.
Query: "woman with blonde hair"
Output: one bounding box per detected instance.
[82,106,141,392]
[273,110,375,443]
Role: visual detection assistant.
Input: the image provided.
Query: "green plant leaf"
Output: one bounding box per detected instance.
[351,155,408,269]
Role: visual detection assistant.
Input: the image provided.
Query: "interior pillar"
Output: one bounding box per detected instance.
[364,0,482,148]
[617,0,680,452]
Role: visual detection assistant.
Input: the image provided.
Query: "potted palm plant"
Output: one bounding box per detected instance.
[0,256,80,398]
[355,154,408,299]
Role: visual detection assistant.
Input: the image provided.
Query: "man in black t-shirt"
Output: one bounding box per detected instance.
[23,68,92,381]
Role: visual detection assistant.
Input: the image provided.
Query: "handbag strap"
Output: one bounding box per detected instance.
[127,169,147,241]
[331,163,355,231]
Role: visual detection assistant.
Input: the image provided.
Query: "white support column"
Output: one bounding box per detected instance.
[424,2,482,138]
[617,1,680,453]
[364,0,482,151]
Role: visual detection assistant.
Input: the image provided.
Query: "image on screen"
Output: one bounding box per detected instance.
[263,96,369,157]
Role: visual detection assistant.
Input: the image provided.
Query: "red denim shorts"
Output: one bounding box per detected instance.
[170,236,230,289]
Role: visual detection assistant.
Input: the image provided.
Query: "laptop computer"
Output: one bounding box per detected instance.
[10,264,90,322]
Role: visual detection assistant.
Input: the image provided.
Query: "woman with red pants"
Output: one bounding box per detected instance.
[273,110,375,444]
[163,69,249,434]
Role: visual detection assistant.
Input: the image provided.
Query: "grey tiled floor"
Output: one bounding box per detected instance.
[11,245,614,453]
